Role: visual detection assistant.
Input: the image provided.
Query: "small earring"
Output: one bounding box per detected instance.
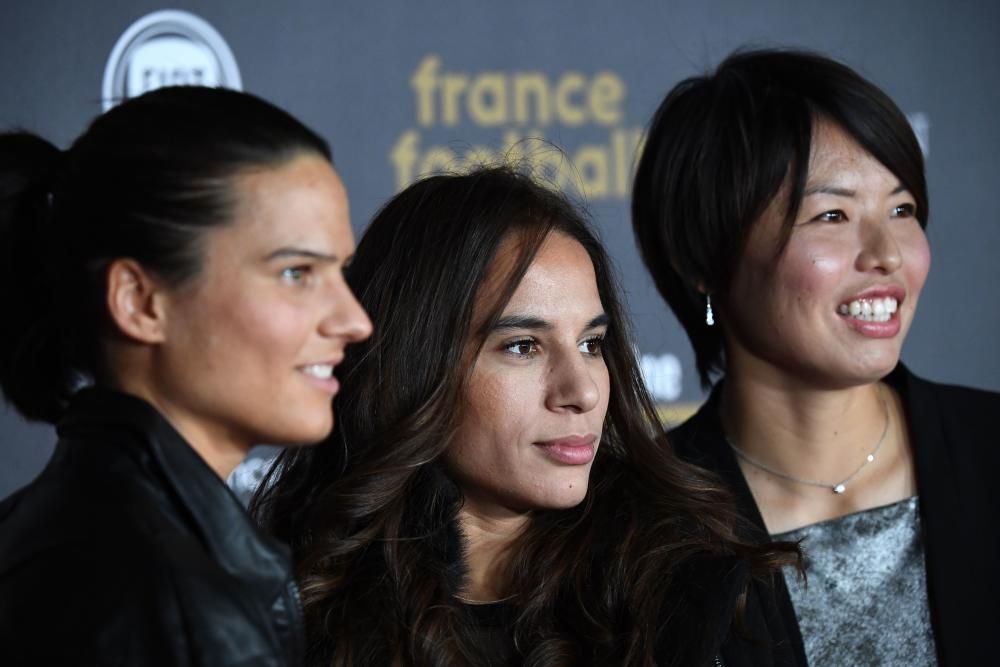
[705,295,715,326]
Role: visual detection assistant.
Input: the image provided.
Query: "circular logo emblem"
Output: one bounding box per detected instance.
[102,10,241,111]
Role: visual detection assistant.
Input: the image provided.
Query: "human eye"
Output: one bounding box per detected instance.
[280,265,313,285]
[502,338,538,358]
[578,335,604,357]
[891,202,916,219]
[812,209,847,223]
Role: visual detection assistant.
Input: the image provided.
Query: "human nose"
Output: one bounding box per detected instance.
[319,282,373,343]
[544,348,601,414]
[856,219,902,274]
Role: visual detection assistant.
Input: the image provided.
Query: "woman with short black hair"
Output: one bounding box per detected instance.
[633,48,999,666]
[0,86,371,665]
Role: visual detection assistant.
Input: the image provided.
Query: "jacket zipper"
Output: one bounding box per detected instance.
[287,579,306,667]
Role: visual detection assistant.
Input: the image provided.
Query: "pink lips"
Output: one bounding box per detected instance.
[842,315,901,338]
[302,372,340,395]
[533,434,597,465]
[319,376,341,395]
[299,359,343,396]
[845,284,905,303]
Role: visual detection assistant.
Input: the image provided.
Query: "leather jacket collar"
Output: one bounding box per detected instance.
[56,387,304,664]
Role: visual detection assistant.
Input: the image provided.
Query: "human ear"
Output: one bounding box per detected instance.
[105,258,168,344]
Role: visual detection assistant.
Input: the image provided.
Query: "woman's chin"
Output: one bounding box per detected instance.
[536,486,590,510]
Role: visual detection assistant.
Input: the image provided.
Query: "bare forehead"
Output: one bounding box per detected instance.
[806,121,897,188]
[501,233,599,316]
[235,157,348,221]
[200,156,353,258]
[476,231,599,318]
[234,156,345,206]
[518,233,594,287]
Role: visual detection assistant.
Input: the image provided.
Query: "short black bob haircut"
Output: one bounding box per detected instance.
[632,48,928,387]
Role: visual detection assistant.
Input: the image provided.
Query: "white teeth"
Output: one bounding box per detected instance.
[301,364,334,379]
[838,297,898,323]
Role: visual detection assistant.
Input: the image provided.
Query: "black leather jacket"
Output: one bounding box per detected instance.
[0,388,305,666]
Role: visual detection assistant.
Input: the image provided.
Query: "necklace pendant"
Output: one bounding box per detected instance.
[833,483,846,494]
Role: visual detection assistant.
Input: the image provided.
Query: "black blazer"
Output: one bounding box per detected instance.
[670,364,1000,666]
[0,388,304,666]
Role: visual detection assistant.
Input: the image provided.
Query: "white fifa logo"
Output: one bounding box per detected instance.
[102,10,241,111]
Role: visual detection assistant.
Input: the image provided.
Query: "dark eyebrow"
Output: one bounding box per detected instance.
[491,315,550,333]
[490,312,609,333]
[587,313,610,329]
[803,183,909,198]
[803,184,855,198]
[265,247,339,263]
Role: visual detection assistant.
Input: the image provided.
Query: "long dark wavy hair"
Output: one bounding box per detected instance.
[252,166,795,665]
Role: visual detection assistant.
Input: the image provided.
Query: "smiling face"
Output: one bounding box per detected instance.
[445,231,611,516]
[722,119,931,389]
[151,154,372,455]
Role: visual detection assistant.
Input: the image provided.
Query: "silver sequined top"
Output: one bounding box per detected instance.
[772,496,938,666]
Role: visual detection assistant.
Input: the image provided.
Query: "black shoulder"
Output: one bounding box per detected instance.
[1,538,287,666]
[718,572,808,667]
[901,370,1000,465]
[667,392,733,477]
[0,471,287,665]
[0,539,186,664]
[655,554,750,665]
[919,378,1000,420]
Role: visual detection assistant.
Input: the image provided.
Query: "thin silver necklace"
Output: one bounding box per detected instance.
[726,388,890,494]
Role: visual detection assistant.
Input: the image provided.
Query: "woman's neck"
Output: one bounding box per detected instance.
[112,376,250,480]
[455,502,530,602]
[720,374,886,480]
[719,369,916,533]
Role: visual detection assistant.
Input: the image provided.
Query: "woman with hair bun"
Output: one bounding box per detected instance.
[0,86,371,665]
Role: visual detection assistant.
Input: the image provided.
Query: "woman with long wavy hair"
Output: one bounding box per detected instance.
[253,166,799,666]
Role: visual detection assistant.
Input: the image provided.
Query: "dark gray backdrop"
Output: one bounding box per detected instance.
[2,0,998,499]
